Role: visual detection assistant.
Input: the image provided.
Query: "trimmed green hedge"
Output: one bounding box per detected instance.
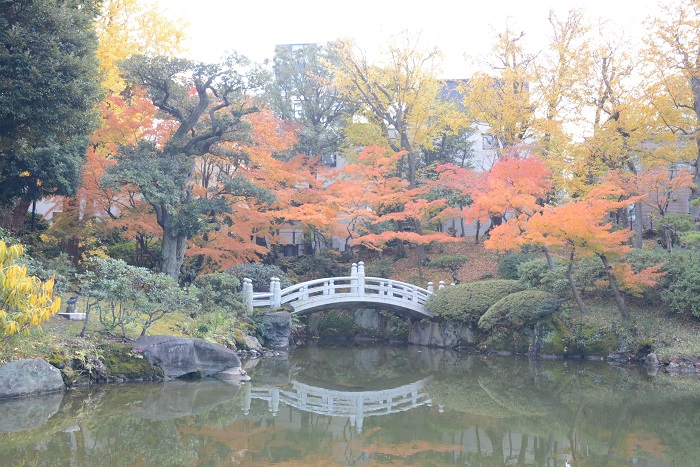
[426,279,524,323]
[478,290,560,331]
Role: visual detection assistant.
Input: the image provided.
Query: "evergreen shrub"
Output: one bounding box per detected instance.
[656,213,695,239]
[516,259,569,297]
[661,249,700,317]
[426,279,524,323]
[478,290,560,331]
[364,258,395,278]
[193,272,243,316]
[497,252,539,280]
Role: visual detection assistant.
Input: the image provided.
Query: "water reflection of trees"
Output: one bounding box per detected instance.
[3,346,700,465]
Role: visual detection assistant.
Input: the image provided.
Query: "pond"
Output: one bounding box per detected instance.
[2,344,700,465]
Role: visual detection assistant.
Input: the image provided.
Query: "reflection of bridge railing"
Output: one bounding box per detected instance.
[243,262,447,318]
[242,376,434,432]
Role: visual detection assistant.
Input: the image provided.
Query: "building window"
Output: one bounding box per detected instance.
[320,154,337,166]
[283,244,299,257]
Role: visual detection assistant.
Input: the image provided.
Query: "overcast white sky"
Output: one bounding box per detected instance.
[157,0,662,77]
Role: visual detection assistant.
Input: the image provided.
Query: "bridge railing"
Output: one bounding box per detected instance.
[243,261,448,314]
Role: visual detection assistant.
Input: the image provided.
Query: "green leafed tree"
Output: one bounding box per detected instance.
[268,43,350,159]
[0,0,102,233]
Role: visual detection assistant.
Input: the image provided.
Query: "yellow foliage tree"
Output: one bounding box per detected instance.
[643,0,700,216]
[329,32,467,185]
[461,25,537,168]
[0,242,60,337]
[95,0,187,93]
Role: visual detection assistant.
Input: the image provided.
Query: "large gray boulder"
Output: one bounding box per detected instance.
[133,336,242,378]
[262,311,292,350]
[0,358,65,399]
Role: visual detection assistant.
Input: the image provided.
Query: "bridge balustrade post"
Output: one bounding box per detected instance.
[438,281,446,290]
[427,282,434,294]
[271,277,281,308]
[243,278,253,315]
[356,396,365,433]
[241,383,252,415]
[412,286,418,302]
[270,388,280,416]
[358,261,365,296]
[329,279,335,295]
[302,285,308,300]
[351,263,358,294]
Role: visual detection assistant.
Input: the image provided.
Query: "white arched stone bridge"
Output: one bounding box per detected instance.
[242,262,445,319]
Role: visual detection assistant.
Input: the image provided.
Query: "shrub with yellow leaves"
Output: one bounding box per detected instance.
[0,241,61,337]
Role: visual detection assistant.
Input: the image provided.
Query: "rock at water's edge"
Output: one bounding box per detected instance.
[133,335,242,378]
[262,311,292,350]
[408,320,473,348]
[243,335,263,352]
[0,358,65,400]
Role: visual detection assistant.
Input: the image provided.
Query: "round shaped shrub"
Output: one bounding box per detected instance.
[426,279,524,323]
[478,290,560,331]
[516,258,569,297]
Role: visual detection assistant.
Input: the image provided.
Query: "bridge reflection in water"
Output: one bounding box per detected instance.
[241,376,434,433]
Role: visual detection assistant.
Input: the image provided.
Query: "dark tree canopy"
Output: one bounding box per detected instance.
[0,0,102,231]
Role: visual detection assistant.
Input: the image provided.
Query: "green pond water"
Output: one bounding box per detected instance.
[2,344,700,466]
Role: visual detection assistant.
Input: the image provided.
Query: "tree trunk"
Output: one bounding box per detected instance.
[161,219,187,280]
[633,200,643,248]
[689,76,700,220]
[598,253,629,318]
[566,251,588,314]
[416,244,425,283]
[542,246,556,270]
[0,198,32,234]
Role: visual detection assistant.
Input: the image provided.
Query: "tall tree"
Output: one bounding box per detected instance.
[530,9,592,191]
[0,0,102,233]
[268,43,349,159]
[105,53,267,279]
[644,0,700,219]
[330,33,465,185]
[461,25,537,166]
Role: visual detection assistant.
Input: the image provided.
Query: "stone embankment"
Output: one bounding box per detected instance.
[0,336,253,400]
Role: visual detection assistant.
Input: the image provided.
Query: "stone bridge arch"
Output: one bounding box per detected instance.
[243,262,447,320]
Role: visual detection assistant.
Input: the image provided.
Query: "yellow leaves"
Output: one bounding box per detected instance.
[0,241,23,265]
[0,241,60,337]
[96,0,187,93]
